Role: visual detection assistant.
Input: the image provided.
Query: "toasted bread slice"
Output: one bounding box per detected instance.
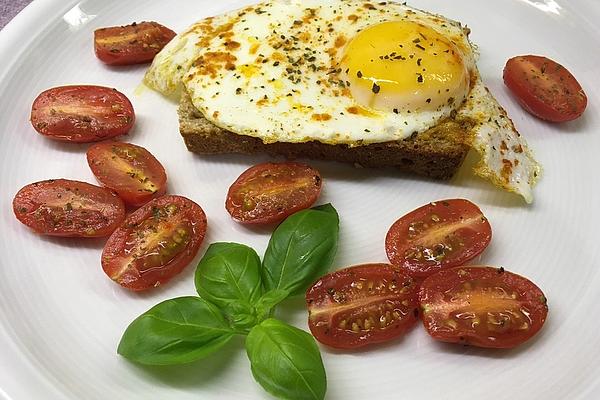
[178,91,473,179]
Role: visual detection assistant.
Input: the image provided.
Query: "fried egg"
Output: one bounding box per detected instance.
[145,0,541,202]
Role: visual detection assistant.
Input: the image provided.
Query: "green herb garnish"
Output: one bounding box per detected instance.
[118,204,339,400]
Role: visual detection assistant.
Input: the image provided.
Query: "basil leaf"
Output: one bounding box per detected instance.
[118,297,234,365]
[262,204,339,296]
[246,319,327,400]
[195,242,263,311]
[254,289,290,320]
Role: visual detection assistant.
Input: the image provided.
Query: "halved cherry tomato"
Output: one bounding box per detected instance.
[30,85,135,142]
[503,55,587,122]
[101,195,207,291]
[94,21,176,65]
[12,179,125,237]
[306,263,419,349]
[419,266,548,348]
[386,199,492,279]
[226,162,322,225]
[87,142,167,206]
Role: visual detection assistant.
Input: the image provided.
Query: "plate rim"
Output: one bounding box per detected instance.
[1,1,599,399]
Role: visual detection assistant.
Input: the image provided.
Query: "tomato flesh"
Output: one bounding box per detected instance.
[13,179,125,237]
[94,21,176,65]
[30,85,135,142]
[386,199,492,279]
[306,263,419,349]
[419,266,548,348]
[503,55,587,122]
[87,142,167,206]
[226,162,322,224]
[101,195,207,291]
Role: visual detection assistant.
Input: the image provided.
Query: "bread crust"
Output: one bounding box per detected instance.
[178,92,472,179]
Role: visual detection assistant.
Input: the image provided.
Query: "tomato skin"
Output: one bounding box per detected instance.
[12,179,125,237]
[94,21,176,65]
[101,195,207,291]
[503,55,587,122]
[30,85,135,143]
[385,199,492,279]
[226,162,322,225]
[87,142,167,206]
[306,263,419,349]
[419,266,548,349]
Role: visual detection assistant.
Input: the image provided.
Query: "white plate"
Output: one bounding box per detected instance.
[1,0,599,399]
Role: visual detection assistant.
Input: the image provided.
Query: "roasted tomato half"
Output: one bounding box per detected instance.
[101,195,207,291]
[419,266,548,349]
[30,85,135,142]
[87,141,167,206]
[226,162,322,225]
[94,21,176,65]
[386,199,492,279]
[504,55,587,122]
[306,263,419,349]
[13,179,125,237]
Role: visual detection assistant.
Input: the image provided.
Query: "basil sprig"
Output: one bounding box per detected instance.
[118,204,339,400]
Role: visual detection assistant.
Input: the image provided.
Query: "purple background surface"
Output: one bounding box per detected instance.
[1,0,32,29]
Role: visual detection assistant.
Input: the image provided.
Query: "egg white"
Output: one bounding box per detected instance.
[177,0,477,145]
[144,0,541,202]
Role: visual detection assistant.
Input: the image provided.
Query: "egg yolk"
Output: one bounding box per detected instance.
[340,20,470,113]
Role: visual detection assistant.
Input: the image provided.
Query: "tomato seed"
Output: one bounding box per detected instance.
[519,322,530,330]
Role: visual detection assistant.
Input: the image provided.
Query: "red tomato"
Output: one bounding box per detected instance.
[30,85,135,143]
[226,162,322,225]
[503,55,587,122]
[419,266,548,349]
[306,263,419,349]
[386,199,492,279]
[101,195,207,291]
[87,142,167,206]
[94,21,176,65]
[12,179,125,237]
